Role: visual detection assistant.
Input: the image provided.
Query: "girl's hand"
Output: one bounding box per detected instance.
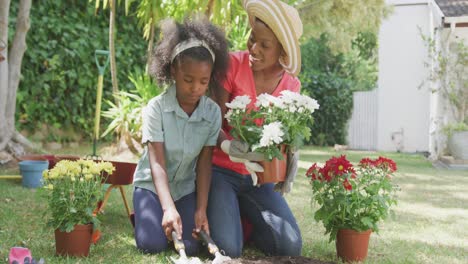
[192,209,209,239]
[162,207,183,240]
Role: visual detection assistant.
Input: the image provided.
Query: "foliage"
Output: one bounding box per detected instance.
[301,71,353,146]
[306,155,399,242]
[421,35,468,132]
[226,91,319,160]
[296,0,390,53]
[101,71,163,155]
[12,1,147,140]
[42,160,115,232]
[300,34,379,146]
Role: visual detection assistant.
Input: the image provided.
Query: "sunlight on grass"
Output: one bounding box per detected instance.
[395,201,468,220]
[1,145,467,263]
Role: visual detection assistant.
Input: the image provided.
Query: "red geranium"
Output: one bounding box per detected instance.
[307,155,399,242]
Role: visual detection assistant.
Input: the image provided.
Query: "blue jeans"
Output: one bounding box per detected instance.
[207,166,302,257]
[133,187,200,255]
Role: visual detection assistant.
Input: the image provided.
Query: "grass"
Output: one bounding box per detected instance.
[1,145,467,263]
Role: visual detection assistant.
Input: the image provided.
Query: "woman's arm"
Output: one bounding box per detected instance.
[194,145,213,234]
[148,142,182,239]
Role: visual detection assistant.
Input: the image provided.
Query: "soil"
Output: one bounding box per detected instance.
[210,256,334,264]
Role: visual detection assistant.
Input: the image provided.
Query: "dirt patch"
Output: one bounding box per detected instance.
[212,256,334,264]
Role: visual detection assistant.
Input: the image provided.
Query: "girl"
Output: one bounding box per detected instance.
[132,17,229,255]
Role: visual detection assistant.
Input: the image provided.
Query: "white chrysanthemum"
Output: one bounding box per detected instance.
[259,121,284,147]
[255,93,277,108]
[226,95,251,110]
[302,96,320,112]
[225,110,233,121]
[280,90,296,105]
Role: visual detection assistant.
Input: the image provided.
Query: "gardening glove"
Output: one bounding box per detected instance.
[221,139,265,161]
[221,139,264,186]
[274,149,299,195]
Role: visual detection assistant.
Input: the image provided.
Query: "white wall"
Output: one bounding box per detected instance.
[377,1,433,152]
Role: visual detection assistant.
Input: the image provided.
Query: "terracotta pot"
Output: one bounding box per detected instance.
[336,229,372,262]
[256,146,287,184]
[55,224,93,257]
[102,161,137,185]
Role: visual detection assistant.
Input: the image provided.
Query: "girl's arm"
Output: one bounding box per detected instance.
[193,145,213,234]
[148,141,182,239]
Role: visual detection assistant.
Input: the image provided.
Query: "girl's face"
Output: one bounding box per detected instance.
[247,19,284,72]
[171,57,212,107]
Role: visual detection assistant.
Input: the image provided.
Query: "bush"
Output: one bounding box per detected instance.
[300,33,377,145]
[301,72,353,146]
[11,1,147,142]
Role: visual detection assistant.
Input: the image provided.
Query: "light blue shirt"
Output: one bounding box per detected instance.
[133,85,221,201]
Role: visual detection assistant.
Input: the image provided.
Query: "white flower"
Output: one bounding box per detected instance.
[302,96,320,112]
[280,90,296,105]
[226,95,251,110]
[225,109,233,121]
[255,93,276,108]
[259,121,284,147]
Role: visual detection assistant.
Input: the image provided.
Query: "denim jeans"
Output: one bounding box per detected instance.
[207,166,302,257]
[133,187,200,255]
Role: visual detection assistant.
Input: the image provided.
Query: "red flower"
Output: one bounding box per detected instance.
[319,166,332,182]
[374,156,397,172]
[306,163,320,180]
[359,158,375,168]
[325,155,353,176]
[343,178,352,191]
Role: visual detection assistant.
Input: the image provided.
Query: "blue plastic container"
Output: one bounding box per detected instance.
[19,160,49,188]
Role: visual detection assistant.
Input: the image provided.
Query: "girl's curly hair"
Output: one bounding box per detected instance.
[150,16,229,93]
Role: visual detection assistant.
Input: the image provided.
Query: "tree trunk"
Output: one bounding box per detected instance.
[0,0,32,155]
[0,0,12,151]
[205,0,215,17]
[145,22,155,74]
[109,0,119,99]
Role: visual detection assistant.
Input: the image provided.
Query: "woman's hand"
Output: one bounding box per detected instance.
[192,209,210,239]
[162,207,183,240]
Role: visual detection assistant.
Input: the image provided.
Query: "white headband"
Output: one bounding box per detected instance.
[170,38,215,63]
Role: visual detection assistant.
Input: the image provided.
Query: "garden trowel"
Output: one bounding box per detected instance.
[199,230,231,264]
[169,231,203,264]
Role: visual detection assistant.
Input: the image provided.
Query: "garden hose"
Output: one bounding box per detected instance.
[0,175,22,180]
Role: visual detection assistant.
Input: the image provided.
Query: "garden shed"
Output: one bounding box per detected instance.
[347,0,468,159]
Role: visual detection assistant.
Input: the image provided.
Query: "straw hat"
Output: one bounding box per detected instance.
[243,0,303,76]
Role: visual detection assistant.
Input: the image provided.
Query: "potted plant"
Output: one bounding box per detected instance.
[306,155,399,262]
[226,91,319,183]
[42,159,115,257]
[423,36,468,159]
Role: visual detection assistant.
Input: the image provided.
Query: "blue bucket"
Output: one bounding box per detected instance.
[19,160,49,188]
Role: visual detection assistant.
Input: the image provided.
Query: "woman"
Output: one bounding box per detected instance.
[207,0,303,257]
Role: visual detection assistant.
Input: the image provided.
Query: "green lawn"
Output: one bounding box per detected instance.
[1,146,467,263]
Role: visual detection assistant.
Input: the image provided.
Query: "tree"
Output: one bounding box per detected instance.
[296,0,390,52]
[0,0,33,156]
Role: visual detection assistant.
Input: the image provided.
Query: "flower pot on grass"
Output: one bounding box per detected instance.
[336,229,372,262]
[42,160,115,257]
[19,160,49,188]
[55,224,93,257]
[448,131,468,160]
